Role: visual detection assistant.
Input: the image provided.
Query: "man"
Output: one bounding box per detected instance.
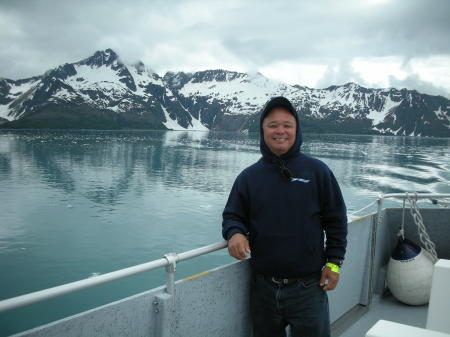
[222,96,347,337]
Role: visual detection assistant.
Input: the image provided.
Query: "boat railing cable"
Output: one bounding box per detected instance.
[349,199,377,216]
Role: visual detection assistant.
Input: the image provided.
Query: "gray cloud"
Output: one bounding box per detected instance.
[388,74,450,99]
[313,60,450,99]
[0,0,449,97]
[220,0,450,62]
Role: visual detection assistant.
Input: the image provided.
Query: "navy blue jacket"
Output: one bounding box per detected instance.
[222,97,348,278]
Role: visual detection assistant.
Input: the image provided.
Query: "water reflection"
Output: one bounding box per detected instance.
[0,130,449,233]
[0,130,449,207]
[0,153,11,174]
[162,130,210,147]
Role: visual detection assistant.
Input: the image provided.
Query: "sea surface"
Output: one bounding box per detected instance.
[0,129,449,336]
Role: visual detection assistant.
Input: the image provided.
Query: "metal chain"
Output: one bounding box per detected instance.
[406,193,438,263]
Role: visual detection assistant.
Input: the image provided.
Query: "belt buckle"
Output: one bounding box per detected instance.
[271,277,289,285]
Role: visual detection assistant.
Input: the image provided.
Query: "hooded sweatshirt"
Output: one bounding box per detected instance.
[222,96,348,278]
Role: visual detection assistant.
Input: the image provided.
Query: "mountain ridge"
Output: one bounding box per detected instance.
[0,49,449,137]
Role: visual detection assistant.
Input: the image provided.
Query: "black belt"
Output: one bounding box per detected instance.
[258,272,320,286]
[270,277,303,285]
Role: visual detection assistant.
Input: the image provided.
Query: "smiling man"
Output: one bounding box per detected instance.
[263,107,296,156]
[222,96,348,337]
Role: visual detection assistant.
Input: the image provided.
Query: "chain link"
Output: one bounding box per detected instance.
[406,193,438,263]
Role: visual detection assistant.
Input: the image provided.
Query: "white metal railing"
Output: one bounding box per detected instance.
[376,193,450,215]
[350,193,450,218]
[0,241,228,313]
[377,193,450,200]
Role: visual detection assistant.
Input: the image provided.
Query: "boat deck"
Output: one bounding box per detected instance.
[333,293,428,337]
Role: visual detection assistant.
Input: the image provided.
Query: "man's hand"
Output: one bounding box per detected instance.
[227,233,251,260]
[320,266,339,291]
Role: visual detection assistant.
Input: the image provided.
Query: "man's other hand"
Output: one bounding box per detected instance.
[320,266,339,291]
[227,233,251,260]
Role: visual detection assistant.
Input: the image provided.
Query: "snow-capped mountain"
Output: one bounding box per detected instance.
[165,74,450,137]
[0,49,206,131]
[1,49,449,137]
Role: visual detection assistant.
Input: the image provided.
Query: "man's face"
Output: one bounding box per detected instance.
[262,107,296,156]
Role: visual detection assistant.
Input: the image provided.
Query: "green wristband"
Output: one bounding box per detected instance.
[325,262,340,274]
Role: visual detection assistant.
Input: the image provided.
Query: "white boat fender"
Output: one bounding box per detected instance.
[386,238,434,306]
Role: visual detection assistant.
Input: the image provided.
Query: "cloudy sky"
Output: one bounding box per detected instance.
[1,0,450,97]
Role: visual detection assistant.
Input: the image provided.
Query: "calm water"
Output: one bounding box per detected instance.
[0,130,449,335]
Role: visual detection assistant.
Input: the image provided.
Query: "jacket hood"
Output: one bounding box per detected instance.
[259,96,303,161]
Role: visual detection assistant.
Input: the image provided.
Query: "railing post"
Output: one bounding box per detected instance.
[164,253,178,296]
[153,253,178,337]
[367,194,384,305]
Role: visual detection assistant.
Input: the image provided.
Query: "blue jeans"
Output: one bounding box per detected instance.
[250,273,330,337]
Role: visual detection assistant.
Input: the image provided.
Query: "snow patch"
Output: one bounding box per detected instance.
[54,88,78,101]
[0,103,12,120]
[368,96,403,125]
[0,79,40,120]
[71,64,120,86]
[128,66,163,96]
[178,73,293,115]
[187,113,209,131]
[161,104,209,131]
[434,106,450,121]
[161,105,187,131]
[8,80,39,96]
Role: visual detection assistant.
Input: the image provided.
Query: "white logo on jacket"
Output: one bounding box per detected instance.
[290,177,310,183]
